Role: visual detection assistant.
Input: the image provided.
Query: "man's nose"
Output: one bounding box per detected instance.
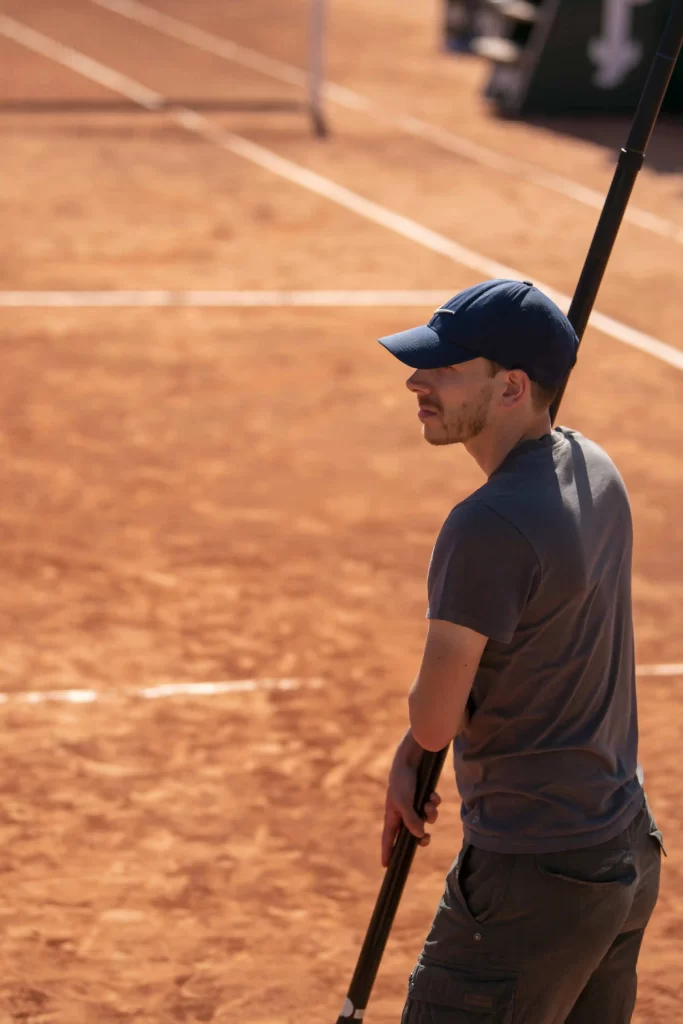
[406,372,430,393]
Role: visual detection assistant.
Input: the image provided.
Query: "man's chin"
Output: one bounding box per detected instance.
[423,427,457,447]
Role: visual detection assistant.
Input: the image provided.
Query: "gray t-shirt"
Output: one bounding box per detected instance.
[427,426,643,854]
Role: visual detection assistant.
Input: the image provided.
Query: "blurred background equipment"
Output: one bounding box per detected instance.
[443,0,490,51]
[444,0,683,114]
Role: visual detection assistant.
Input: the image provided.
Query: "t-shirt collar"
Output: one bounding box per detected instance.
[494,429,563,472]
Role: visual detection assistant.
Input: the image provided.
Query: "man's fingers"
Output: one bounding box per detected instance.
[423,792,442,824]
[401,806,426,840]
[382,805,423,866]
[382,810,437,867]
[382,792,442,867]
[424,803,439,824]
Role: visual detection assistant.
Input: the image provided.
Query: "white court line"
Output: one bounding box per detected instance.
[2,14,683,375]
[0,13,161,109]
[137,677,320,698]
[0,677,322,706]
[0,289,455,307]
[0,668,676,708]
[636,663,683,677]
[91,0,683,246]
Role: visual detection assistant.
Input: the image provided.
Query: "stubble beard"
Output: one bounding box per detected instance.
[424,383,493,447]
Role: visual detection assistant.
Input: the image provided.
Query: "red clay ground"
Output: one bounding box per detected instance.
[0,1,681,1021]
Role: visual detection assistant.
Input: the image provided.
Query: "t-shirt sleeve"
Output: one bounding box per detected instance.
[427,501,540,644]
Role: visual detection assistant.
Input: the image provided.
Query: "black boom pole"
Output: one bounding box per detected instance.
[336,3,683,1020]
[335,747,448,1023]
[551,0,683,421]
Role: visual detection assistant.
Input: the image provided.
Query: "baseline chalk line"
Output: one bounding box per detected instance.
[2,14,683,374]
[91,0,683,246]
[0,677,324,706]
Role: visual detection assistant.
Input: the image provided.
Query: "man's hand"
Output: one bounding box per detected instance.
[381,729,441,868]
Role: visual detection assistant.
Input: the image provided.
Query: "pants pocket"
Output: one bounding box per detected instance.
[455,845,515,925]
[402,961,516,1023]
[534,846,637,889]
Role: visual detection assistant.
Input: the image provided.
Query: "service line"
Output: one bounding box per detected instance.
[1,14,683,374]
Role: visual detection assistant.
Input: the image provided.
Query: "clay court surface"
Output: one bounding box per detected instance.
[0,0,682,1020]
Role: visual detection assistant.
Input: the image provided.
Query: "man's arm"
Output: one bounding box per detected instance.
[408,618,487,752]
[380,620,486,865]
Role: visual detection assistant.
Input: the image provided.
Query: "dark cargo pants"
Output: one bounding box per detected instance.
[401,797,664,1023]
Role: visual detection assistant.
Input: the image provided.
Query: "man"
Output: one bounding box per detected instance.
[378,279,664,1023]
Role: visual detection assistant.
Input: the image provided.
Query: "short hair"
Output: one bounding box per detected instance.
[486,360,558,412]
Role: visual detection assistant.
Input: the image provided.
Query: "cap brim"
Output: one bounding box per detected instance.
[378,325,477,370]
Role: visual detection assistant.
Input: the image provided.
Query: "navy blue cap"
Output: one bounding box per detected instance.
[378,279,578,389]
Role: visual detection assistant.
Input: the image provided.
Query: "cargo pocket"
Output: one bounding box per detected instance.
[401,960,516,1023]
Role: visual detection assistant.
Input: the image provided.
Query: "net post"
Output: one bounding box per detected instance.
[309,0,328,136]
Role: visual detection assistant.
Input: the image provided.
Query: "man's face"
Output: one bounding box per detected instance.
[406,357,496,447]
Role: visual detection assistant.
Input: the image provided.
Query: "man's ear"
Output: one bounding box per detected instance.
[500,369,531,407]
